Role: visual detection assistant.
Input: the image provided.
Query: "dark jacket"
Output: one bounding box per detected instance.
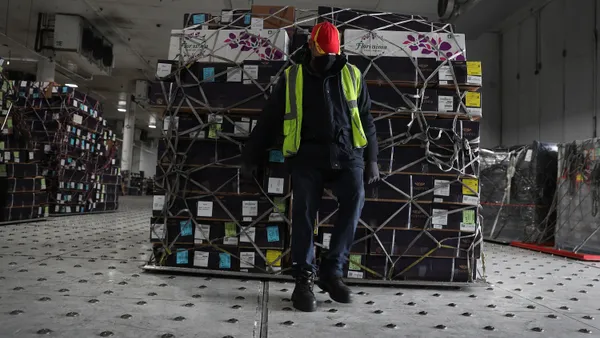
[242,51,378,170]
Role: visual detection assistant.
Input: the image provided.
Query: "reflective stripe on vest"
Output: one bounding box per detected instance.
[282,64,368,157]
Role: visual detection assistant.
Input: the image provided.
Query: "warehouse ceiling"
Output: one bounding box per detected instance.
[0,0,534,134]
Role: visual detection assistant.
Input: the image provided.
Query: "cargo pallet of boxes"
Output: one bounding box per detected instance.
[145,6,485,285]
[7,80,120,217]
[480,142,558,245]
[506,138,600,260]
[0,58,49,225]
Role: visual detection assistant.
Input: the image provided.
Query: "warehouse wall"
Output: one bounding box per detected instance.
[500,0,600,146]
[466,32,502,147]
[131,140,158,177]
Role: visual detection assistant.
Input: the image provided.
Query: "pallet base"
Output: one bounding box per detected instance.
[49,210,118,217]
[0,217,47,226]
[511,241,600,261]
[142,264,488,288]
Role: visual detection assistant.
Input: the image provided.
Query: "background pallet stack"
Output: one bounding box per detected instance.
[480,142,558,244]
[150,6,294,273]
[8,81,120,216]
[149,6,484,283]
[0,59,49,224]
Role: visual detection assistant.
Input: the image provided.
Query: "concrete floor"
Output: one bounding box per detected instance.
[0,196,599,337]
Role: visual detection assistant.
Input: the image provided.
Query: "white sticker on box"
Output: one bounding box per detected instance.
[439,66,453,81]
[151,223,166,239]
[227,67,242,82]
[221,10,233,23]
[462,195,479,205]
[234,121,250,135]
[434,180,450,196]
[195,224,211,243]
[433,224,443,229]
[460,222,477,233]
[73,114,83,125]
[243,217,253,222]
[44,144,51,152]
[347,271,364,279]
[152,196,165,210]
[240,251,255,269]
[438,96,454,112]
[467,75,482,85]
[240,227,256,243]
[525,149,533,162]
[322,233,332,249]
[73,99,78,107]
[269,212,283,222]
[156,63,173,78]
[208,114,224,124]
[3,151,9,160]
[267,177,285,194]
[223,236,239,246]
[251,120,258,131]
[251,17,264,30]
[243,65,259,84]
[197,201,213,217]
[193,251,210,267]
[242,201,258,217]
[466,107,482,116]
[432,209,448,225]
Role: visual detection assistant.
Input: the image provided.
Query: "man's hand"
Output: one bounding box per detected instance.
[365,161,380,185]
[241,163,258,182]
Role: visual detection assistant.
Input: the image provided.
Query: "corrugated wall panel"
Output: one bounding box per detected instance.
[539,0,565,143]
[502,25,521,145]
[517,16,539,144]
[563,0,596,142]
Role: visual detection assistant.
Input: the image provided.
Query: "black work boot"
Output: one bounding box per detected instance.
[291,270,317,312]
[317,276,352,304]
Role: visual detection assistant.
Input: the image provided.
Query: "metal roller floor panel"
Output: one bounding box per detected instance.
[0,196,598,338]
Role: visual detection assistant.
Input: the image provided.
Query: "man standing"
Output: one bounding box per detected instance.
[242,22,379,312]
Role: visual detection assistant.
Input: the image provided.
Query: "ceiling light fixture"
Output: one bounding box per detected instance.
[118,100,127,106]
[117,108,126,112]
[148,124,157,129]
[65,83,78,88]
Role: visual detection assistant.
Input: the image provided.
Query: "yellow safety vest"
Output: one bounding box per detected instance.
[282,63,367,157]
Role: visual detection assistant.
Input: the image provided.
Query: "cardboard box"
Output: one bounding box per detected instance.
[220,9,252,28]
[316,226,368,254]
[148,81,175,106]
[365,174,433,202]
[344,30,466,61]
[431,176,480,205]
[251,5,295,29]
[7,177,45,191]
[360,200,432,229]
[239,248,287,273]
[183,13,213,28]
[191,247,241,270]
[180,62,239,84]
[430,203,479,232]
[343,254,367,279]
[239,223,287,249]
[377,145,479,176]
[242,60,287,85]
[157,166,260,194]
[178,82,267,110]
[168,29,289,63]
[158,138,243,167]
[371,229,481,258]
[348,56,438,85]
[389,257,476,282]
[2,163,43,177]
[437,61,482,87]
[318,7,434,32]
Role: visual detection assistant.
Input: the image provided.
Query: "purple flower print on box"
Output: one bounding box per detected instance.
[223,32,284,60]
[402,33,466,61]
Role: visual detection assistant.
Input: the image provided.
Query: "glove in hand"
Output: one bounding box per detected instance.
[365,161,380,185]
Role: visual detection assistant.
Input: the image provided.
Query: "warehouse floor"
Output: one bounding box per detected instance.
[0,197,599,338]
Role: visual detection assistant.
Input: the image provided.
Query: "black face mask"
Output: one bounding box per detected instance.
[312,55,336,74]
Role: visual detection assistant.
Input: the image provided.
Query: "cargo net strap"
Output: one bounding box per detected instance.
[151,7,482,281]
[0,80,118,205]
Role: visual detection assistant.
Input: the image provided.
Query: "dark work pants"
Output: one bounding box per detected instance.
[291,167,365,278]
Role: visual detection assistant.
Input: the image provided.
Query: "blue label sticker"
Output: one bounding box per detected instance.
[33,93,39,99]
[180,220,193,236]
[268,150,285,163]
[91,146,95,152]
[203,67,215,82]
[62,87,68,93]
[70,138,75,145]
[267,226,280,242]
[192,13,206,24]
[67,158,72,163]
[176,249,189,264]
[219,253,231,269]
[92,134,96,139]
[244,13,251,25]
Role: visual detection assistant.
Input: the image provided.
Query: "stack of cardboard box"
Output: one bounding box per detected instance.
[149,6,483,283]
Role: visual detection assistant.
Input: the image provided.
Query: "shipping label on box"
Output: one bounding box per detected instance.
[168,29,289,63]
